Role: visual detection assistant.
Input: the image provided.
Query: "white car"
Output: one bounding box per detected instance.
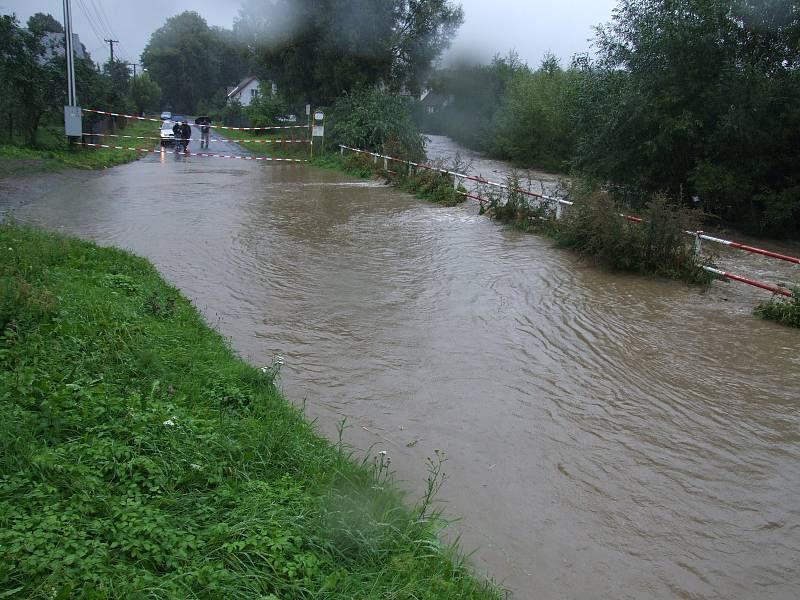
[160,111,172,120]
[160,121,176,146]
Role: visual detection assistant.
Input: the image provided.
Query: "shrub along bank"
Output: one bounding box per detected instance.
[0,223,501,599]
[482,179,710,284]
[755,290,800,329]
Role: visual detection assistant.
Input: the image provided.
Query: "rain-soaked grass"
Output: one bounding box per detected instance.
[0,222,502,599]
[0,120,157,178]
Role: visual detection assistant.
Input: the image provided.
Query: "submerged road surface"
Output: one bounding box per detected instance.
[3,132,799,599]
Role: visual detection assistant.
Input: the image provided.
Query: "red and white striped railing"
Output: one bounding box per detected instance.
[340,145,798,299]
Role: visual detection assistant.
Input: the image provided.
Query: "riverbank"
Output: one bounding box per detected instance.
[0,120,157,179]
[0,223,501,598]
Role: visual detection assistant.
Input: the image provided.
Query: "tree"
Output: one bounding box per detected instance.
[571,0,800,234]
[27,12,63,35]
[142,12,248,114]
[236,0,463,104]
[130,72,162,114]
[0,15,60,144]
[328,86,424,159]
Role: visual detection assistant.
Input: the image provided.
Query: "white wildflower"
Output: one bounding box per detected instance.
[163,419,175,427]
[190,463,202,471]
[378,450,388,457]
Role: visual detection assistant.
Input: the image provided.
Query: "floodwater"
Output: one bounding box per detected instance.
[3,132,799,599]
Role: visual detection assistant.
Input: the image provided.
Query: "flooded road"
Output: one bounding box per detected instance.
[3,133,799,599]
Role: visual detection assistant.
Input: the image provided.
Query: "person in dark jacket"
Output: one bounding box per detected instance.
[179,120,191,153]
[172,121,182,152]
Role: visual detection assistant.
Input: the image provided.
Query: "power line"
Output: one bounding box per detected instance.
[90,0,116,40]
[73,0,106,47]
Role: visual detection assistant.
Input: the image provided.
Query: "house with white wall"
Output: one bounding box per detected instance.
[226,76,278,106]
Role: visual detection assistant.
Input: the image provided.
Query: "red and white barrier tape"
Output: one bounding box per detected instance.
[83,132,309,144]
[82,108,308,130]
[74,141,307,163]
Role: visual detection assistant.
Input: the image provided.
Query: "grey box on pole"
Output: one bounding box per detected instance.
[64,106,82,136]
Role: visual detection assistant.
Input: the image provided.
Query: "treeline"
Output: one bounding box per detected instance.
[142,1,463,118]
[422,0,800,237]
[0,12,161,146]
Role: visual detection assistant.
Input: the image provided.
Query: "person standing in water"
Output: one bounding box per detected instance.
[197,116,211,149]
[179,120,191,153]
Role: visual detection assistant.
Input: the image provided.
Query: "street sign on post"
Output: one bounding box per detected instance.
[310,110,325,158]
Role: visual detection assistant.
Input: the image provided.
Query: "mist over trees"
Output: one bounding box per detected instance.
[139,1,462,113]
[235,0,463,104]
[424,0,800,236]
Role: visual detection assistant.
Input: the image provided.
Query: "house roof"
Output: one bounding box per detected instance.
[420,91,448,107]
[226,76,259,98]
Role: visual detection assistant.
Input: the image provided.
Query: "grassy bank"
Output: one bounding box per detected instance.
[0,120,157,178]
[0,223,500,599]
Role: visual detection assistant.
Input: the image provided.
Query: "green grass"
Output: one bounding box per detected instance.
[755,290,800,328]
[0,120,158,178]
[0,223,501,599]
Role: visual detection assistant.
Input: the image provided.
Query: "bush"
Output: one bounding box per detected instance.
[328,87,424,161]
[396,163,466,207]
[556,192,708,282]
[755,291,800,328]
[482,172,558,232]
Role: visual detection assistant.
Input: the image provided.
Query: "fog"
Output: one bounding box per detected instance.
[1,0,618,68]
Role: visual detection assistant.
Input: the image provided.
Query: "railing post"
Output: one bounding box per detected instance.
[694,231,703,257]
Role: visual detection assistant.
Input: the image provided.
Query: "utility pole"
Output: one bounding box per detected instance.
[104,38,119,63]
[62,0,77,106]
[130,63,139,77]
[62,0,81,138]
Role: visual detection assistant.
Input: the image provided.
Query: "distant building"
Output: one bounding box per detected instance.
[226,76,278,106]
[419,90,453,114]
[34,31,88,64]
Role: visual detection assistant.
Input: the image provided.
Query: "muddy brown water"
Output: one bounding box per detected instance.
[3,133,799,599]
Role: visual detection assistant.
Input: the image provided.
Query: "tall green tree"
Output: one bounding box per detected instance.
[0,15,60,144]
[571,0,800,234]
[130,72,162,115]
[142,12,241,113]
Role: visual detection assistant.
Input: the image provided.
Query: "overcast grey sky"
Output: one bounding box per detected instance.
[1,0,618,68]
